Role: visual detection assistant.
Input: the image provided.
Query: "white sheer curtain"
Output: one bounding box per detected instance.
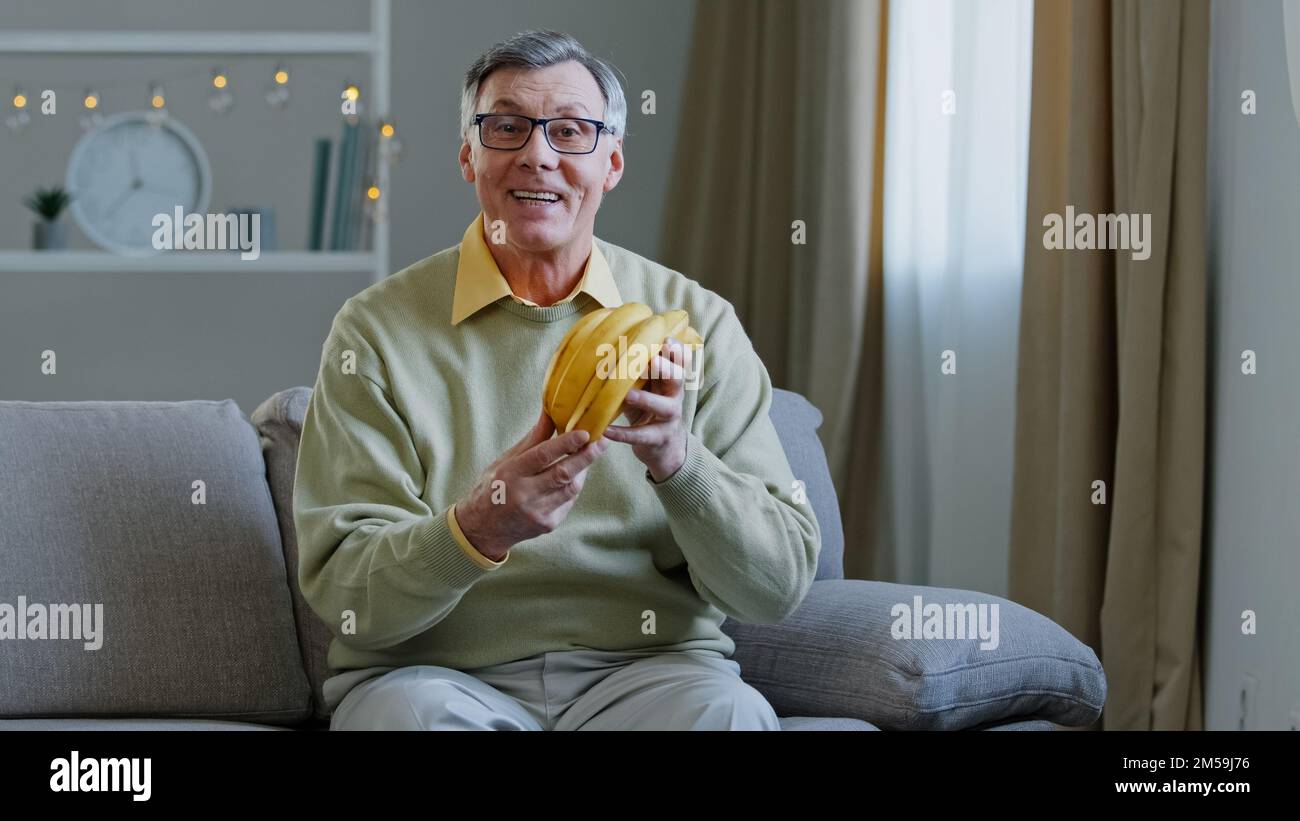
[876,0,1033,594]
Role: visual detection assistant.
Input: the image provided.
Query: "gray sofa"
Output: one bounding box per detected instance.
[0,387,1106,730]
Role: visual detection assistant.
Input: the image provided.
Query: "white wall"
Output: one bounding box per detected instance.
[0,0,696,412]
[1203,0,1300,730]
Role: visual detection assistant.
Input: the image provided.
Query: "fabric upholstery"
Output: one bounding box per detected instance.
[251,388,335,722]
[769,388,844,580]
[723,579,1106,730]
[0,399,311,725]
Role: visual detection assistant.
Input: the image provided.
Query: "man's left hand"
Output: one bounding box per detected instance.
[602,336,691,483]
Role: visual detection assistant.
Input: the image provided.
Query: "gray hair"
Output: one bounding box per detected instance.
[459,30,627,144]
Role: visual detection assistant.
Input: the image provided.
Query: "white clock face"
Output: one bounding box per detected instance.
[66,112,211,253]
[1286,0,1300,131]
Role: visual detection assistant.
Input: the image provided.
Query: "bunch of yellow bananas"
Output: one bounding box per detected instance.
[542,302,704,439]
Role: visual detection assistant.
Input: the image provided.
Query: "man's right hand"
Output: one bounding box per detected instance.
[454,407,608,562]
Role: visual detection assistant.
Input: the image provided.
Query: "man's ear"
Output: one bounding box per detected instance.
[603,135,624,194]
[459,140,476,183]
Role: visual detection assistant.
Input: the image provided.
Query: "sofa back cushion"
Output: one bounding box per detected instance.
[770,388,844,580]
[0,399,312,725]
[251,388,336,722]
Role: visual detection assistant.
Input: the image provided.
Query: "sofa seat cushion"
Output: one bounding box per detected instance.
[0,718,287,730]
[779,716,879,730]
[0,399,312,725]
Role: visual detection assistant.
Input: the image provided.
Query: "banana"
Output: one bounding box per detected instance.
[563,310,685,431]
[571,313,669,437]
[541,301,707,439]
[549,302,652,429]
[630,310,691,392]
[542,316,587,413]
[660,309,690,341]
[541,306,612,415]
[545,307,615,415]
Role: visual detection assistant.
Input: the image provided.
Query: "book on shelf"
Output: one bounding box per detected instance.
[348,118,377,252]
[329,118,359,251]
[319,117,380,253]
[307,138,331,251]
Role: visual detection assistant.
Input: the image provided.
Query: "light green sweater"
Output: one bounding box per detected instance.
[293,236,821,682]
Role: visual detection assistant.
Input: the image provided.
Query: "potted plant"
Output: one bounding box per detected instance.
[25,186,73,251]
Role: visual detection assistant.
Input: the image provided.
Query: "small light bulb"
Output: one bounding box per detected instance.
[380,121,395,138]
[12,89,27,109]
[366,185,381,200]
[344,84,360,102]
[208,69,233,114]
[149,83,166,110]
[274,65,289,85]
[79,88,103,129]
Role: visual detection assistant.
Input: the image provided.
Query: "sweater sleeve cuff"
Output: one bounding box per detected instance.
[446,505,508,570]
[649,431,721,519]
[409,509,501,587]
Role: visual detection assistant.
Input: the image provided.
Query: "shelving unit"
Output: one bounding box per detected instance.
[0,0,392,283]
[1,251,377,274]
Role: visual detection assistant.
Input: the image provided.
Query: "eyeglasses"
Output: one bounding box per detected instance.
[473,113,610,155]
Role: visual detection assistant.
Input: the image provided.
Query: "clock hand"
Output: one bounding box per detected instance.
[105,184,137,214]
[141,185,188,200]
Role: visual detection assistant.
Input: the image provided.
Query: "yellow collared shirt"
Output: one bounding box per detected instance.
[446,212,622,565]
[450,211,622,325]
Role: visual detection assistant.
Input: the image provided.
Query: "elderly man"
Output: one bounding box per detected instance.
[294,29,820,731]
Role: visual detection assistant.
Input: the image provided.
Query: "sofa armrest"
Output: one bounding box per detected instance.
[722,579,1106,730]
[251,386,335,722]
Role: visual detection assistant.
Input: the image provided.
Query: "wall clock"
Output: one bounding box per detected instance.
[65,111,211,253]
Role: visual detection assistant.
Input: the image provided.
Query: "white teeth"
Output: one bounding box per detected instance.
[511,190,560,202]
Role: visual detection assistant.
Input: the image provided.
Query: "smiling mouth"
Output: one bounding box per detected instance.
[510,189,563,206]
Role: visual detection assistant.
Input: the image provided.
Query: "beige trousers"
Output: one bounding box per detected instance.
[327,649,780,731]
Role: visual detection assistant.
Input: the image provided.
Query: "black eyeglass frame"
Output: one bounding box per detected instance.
[473,113,611,155]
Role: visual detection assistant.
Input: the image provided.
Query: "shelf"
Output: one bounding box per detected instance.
[0,31,379,55]
[1,0,391,284]
[0,251,378,274]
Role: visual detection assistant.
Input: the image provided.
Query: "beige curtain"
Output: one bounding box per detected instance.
[1009,0,1208,729]
[659,0,888,506]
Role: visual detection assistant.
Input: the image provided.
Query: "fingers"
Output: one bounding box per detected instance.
[669,338,696,388]
[472,412,609,546]
[622,406,652,426]
[552,437,607,481]
[645,350,686,397]
[622,386,679,420]
[536,438,608,496]
[603,420,675,446]
[518,428,589,475]
[675,337,695,370]
[661,337,690,369]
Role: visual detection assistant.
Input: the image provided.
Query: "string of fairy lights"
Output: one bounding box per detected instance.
[2,60,401,213]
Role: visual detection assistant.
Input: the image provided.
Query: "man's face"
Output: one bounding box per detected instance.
[459,61,624,255]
